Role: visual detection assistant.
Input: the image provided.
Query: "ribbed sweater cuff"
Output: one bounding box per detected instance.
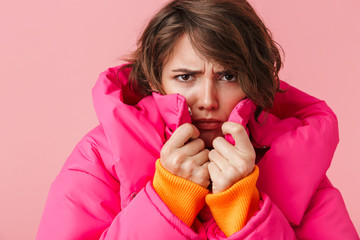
[152,159,209,227]
[205,165,260,237]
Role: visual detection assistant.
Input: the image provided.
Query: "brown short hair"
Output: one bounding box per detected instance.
[121,0,283,119]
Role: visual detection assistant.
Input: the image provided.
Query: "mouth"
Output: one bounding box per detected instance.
[193,119,223,130]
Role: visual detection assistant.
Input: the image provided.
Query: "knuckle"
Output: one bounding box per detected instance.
[196,138,205,149]
[212,136,223,146]
[199,167,210,179]
[183,161,194,174]
[192,138,205,149]
[181,123,193,132]
[247,151,256,162]
[233,124,245,134]
[208,149,216,159]
[201,148,210,156]
[173,155,182,166]
[171,155,184,172]
[160,144,171,157]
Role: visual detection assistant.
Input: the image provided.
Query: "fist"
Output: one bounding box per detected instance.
[160,123,210,188]
[208,122,256,193]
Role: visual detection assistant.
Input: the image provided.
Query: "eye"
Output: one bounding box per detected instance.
[220,74,236,82]
[175,74,193,81]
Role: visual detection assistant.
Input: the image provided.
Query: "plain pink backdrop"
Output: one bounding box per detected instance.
[0,0,359,239]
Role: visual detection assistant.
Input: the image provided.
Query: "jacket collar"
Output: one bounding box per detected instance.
[152,92,191,140]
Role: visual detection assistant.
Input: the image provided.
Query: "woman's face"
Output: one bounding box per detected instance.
[161,34,246,148]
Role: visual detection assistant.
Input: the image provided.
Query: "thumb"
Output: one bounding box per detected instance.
[222,122,253,153]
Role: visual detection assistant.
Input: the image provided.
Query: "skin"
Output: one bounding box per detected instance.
[159,34,256,193]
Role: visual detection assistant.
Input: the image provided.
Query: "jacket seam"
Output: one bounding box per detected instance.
[66,168,119,193]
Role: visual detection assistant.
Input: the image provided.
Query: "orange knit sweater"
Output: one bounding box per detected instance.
[153,159,260,237]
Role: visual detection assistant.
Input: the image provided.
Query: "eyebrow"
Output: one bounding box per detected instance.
[172,68,202,74]
[171,68,230,75]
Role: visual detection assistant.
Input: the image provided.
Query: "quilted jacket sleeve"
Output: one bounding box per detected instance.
[36,126,206,240]
[293,177,359,239]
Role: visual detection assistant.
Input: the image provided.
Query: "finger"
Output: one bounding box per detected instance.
[199,161,210,182]
[201,160,210,168]
[166,123,200,149]
[208,149,230,171]
[171,149,208,177]
[195,162,211,188]
[221,122,253,153]
[212,136,240,162]
[192,148,210,166]
[208,161,222,181]
[210,142,247,179]
[207,162,222,193]
[181,138,206,156]
[212,136,254,177]
[182,148,209,167]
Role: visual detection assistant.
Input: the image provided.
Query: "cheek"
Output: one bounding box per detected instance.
[221,90,246,114]
[163,82,196,105]
[161,79,175,94]
[161,77,188,96]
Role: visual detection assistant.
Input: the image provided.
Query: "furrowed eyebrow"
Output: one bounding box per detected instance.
[215,70,232,75]
[171,68,202,74]
[171,69,232,75]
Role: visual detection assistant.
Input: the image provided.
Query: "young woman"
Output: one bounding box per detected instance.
[37,0,358,239]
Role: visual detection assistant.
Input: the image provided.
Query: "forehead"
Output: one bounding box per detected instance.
[164,34,224,71]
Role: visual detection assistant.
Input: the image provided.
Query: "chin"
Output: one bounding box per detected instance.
[204,140,214,149]
[199,129,223,149]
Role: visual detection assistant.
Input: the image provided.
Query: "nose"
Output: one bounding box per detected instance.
[197,77,218,111]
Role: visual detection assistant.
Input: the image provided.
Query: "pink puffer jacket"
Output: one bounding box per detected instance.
[37,65,359,239]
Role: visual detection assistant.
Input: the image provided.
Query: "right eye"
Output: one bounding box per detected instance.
[175,74,193,81]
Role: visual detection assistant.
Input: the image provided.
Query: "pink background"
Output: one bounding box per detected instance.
[0,0,359,239]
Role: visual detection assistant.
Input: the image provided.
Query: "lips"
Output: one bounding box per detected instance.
[193,119,223,130]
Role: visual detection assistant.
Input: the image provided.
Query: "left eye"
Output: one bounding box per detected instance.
[175,74,193,81]
[220,74,236,81]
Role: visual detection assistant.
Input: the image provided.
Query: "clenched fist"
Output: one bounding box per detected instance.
[208,122,256,193]
[160,123,210,188]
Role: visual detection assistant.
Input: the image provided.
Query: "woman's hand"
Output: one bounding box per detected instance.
[208,122,256,194]
[160,123,210,188]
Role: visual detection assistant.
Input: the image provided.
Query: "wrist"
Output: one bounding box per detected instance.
[153,159,209,226]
